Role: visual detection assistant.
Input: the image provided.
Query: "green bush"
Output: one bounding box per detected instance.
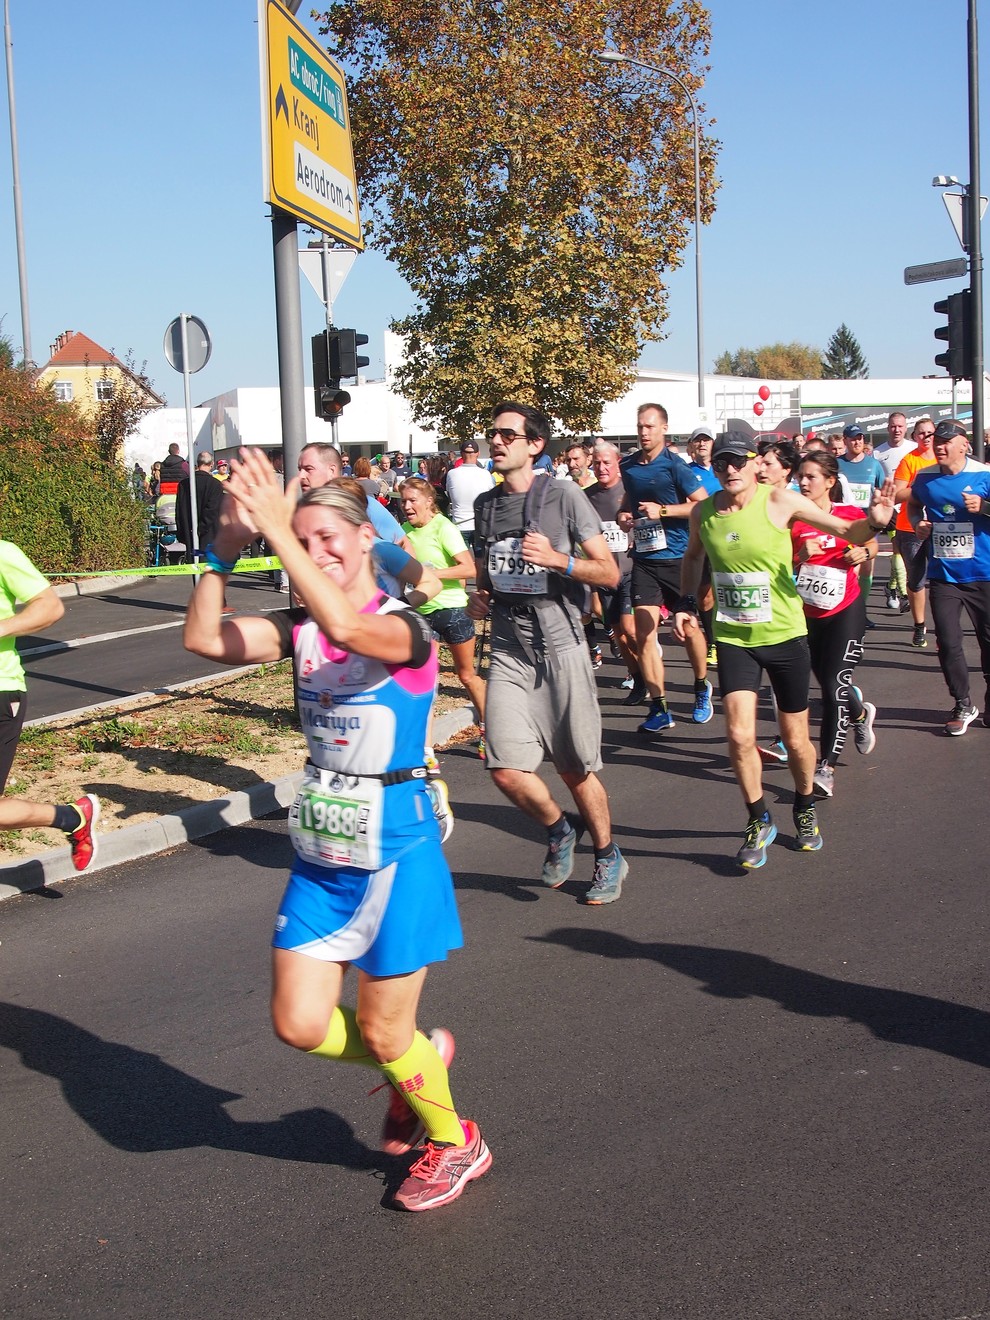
[0,336,146,576]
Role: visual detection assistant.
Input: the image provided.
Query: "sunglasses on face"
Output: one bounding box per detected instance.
[486,427,530,443]
[712,454,753,473]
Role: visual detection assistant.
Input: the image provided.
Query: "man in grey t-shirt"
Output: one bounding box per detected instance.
[467,401,629,905]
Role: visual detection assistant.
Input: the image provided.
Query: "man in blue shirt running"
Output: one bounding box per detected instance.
[617,403,713,732]
[907,418,990,736]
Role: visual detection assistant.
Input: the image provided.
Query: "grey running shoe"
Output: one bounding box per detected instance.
[426,778,453,843]
[945,700,979,736]
[852,698,877,754]
[911,623,928,649]
[794,806,824,851]
[736,818,777,869]
[813,761,835,798]
[584,849,628,905]
[542,820,580,887]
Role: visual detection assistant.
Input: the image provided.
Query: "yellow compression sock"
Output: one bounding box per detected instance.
[307,1005,372,1064]
[378,1033,465,1146]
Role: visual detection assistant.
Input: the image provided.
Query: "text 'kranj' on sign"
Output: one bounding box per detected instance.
[260,0,363,249]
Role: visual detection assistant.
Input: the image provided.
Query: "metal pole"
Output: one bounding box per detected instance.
[272,208,308,480]
[179,313,201,563]
[968,0,984,460]
[319,235,340,449]
[3,0,30,363]
[596,52,704,410]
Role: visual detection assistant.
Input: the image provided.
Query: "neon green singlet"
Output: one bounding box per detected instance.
[698,483,807,648]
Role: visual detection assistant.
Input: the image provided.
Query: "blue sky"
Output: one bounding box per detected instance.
[0,1,986,406]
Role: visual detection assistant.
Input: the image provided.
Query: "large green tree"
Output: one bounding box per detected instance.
[713,342,824,380]
[821,323,869,379]
[317,0,718,439]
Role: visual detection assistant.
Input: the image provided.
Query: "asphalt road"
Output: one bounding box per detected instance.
[20,571,289,721]
[2,601,989,1320]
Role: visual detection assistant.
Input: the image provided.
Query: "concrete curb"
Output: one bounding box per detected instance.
[54,575,142,598]
[0,704,477,902]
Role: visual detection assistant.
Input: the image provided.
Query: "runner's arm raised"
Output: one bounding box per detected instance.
[774,481,896,544]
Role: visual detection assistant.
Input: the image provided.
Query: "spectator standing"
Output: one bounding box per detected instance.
[445,441,494,551]
[160,443,188,487]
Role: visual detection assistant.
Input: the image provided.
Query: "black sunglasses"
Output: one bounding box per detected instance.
[712,454,753,473]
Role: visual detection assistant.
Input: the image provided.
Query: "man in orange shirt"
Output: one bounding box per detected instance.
[893,418,937,648]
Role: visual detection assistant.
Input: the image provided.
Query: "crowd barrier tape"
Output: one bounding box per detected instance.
[49,556,283,581]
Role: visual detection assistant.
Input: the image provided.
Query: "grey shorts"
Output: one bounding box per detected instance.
[484,644,603,775]
[893,530,930,592]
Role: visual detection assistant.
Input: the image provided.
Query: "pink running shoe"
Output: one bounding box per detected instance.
[392,1120,492,1212]
[380,1027,455,1156]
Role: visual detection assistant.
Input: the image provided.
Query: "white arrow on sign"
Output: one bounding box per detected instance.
[942,191,988,252]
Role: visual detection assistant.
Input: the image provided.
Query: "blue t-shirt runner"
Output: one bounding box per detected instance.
[620,447,704,561]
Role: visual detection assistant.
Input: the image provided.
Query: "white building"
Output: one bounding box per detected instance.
[124,334,987,471]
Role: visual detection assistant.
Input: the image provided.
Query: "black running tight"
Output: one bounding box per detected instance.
[805,594,866,766]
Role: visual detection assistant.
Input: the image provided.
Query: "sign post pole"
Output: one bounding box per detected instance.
[968,0,984,459]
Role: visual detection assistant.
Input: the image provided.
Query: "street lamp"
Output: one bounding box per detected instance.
[3,0,31,364]
[597,48,705,410]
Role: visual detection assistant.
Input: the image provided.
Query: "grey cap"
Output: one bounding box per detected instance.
[712,431,758,460]
[689,426,715,442]
[933,419,968,442]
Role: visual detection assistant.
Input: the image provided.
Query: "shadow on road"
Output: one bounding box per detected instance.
[529,930,990,1070]
[0,1002,399,1182]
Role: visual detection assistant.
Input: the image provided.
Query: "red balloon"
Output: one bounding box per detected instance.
[758,385,771,401]
[753,402,765,416]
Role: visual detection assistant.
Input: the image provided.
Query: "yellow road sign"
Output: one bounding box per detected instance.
[259,0,363,248]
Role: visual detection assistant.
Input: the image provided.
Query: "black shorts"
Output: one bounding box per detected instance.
[717,636,811,713]
[597,574,634,628]
[631,558,682,610]
[0,690,28,793]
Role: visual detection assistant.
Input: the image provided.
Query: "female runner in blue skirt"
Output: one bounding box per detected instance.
[184,448,491,1212]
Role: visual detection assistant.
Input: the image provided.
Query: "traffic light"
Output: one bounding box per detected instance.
[311,330,347,420]
[318,387,351,421]
[934,289,973,379]
[331,329,370,380]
